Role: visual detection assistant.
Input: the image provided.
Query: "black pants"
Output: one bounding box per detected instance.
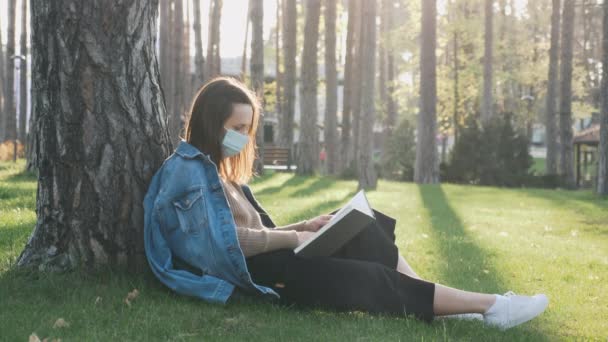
[245,210,436,322]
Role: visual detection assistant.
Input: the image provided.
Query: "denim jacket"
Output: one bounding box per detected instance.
[143,139,279,304]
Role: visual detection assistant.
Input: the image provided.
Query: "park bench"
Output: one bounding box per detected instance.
[262,145,294,171]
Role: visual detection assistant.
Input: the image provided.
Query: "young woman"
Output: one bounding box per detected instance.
[143,77,548,330]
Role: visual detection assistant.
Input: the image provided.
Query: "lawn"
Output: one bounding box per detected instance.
[1,159,607,341]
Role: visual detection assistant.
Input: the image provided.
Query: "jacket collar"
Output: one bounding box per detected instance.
[175,139,212,160]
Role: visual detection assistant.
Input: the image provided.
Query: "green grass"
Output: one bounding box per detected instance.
[1,159,607,341]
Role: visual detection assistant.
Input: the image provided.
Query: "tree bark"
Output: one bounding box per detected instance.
[193,0,205,85]
[206,0,222,79]
[17,0,172,272]
[545,0,561,175]
[559,0,576,188]
[597,0,608,196]
[279,0,296,154]
[297,0,321,175]
[481,0,494,124]
[249,0,265,175]
[414,0,439,184]
[357,0,378,190]
[324,0,338,175]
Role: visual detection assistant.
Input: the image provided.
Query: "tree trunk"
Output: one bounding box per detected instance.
[19,0,28,144]
[250,0,265,176]
[5,0,17,145]
[545,0,561,175]
[279,0,296,155]
[241,2,250,80]
[324,0,338,175]
[297,0,320,175]
[168,0,184,147]
[559,0,576,188]
[453,28,460,143]
[275,0,283,145]
[481,0,493,124]
[206,0,222,79]
[17,0,172,272]
[193,0,205,86]
[357,0,378,190]
[385,0,397,142]
[159,0,173,124]
[0,11,4,142]
[597,0,608,196]
[350,0,363,174]
[414,0,439,184]
[340,0,357,175]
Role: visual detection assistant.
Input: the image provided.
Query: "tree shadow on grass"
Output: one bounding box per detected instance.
[281,189,358,223]
[289,177,339,198]
[417,184,551,340]
[255,174,311,196]
[2,169,37,183]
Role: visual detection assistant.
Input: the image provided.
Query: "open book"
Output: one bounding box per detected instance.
[294,190,375,257]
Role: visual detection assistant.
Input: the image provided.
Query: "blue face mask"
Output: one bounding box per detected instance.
[221,127,249,157]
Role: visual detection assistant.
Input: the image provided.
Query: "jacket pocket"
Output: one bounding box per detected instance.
[172,187,208,235]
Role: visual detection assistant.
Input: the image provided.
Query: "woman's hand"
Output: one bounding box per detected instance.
[296,231,316,246]
[303,214,333,232]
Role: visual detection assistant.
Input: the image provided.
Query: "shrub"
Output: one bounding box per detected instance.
[380,118,416,181]
[444,113,534,187]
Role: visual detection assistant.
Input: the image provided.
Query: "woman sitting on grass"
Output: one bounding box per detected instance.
[143,77,548,330]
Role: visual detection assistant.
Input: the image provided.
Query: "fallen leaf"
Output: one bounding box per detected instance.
[124,288,140,306]
[53,318,70,329]
[29,333,41,342]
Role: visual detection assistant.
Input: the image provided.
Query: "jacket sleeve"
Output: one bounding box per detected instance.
[143,171,234,304]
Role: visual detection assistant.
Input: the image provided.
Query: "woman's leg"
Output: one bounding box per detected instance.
[396,254,421,279]
[433,284,496,315]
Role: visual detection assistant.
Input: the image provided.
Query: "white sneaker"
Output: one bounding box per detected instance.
[436,313,484,321]
[483,291,549,330]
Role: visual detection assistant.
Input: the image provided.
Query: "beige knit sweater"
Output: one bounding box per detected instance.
[219,177,309,257]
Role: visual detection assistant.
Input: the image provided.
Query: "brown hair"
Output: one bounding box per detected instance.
[182,76,261,185]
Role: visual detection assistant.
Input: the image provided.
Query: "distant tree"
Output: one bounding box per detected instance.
[350,0,363,174]
[206,0,222,79]
[169,0,184,146]
[275,0,283,135]
[324,0,338,175]
[5,0,17,151]
[414,0,439,184]
[159,0,173,117]
[297,0,321,175]
[559,0,576,188]
[18,0,172,271]
[598,0,608,196]
[339,0,359,175]
[545,0,561,175]
[19,0,28,144]
[279,0,296,154]
[481,0,494,124]
[193,0,205,85]
[357,0,378,190]
[249,0,265,175]
[0,12,5,141]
